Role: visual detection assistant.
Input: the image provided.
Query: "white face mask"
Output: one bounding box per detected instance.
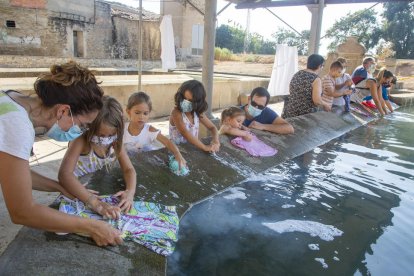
[368,64,376,74]
[341,68,346,75]
[91,135,118,146]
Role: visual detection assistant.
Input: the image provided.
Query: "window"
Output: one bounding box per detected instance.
[6,20,16,28]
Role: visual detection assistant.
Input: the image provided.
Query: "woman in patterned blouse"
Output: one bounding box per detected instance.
[282,54,331,118]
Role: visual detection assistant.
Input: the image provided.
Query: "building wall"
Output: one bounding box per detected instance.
[0,0,159,60]
[111,17,161,60]
[161,0,204,55]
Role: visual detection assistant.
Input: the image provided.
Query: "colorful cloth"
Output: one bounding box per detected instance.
[58,195,179,256]
[169,112,199,144]
[231,133,277,157]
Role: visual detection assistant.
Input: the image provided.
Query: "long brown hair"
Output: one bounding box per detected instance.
[86,96,124,155]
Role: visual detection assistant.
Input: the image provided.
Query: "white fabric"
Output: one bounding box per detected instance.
[0,91,34,160]
[268,44,298,96]
[333,73,352,106]
[123,122,160,153]
[160,15,176,70]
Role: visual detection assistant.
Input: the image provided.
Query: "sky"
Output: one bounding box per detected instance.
[109,0,384,55]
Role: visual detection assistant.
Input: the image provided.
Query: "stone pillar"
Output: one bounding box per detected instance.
[307,0,324,55]
[335,36,366,75]
[202,0,217,118]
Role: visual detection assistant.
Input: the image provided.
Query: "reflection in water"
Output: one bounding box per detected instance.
[167,107,414,275]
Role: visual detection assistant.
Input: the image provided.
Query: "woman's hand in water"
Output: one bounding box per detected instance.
[90,220,123,246]
[115,189,135,213]
[89,196,121,219]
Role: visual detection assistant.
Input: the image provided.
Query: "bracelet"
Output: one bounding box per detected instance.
[86,194,96,209]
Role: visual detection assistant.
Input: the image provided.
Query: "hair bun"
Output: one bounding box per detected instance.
[50,64,63,75]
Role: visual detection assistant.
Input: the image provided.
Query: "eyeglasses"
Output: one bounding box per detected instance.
[250,100,266,110]
[75,116,90,132]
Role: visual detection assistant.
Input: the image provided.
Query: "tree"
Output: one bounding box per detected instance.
[324,9,382,52]
[381,2,414,59]
[271,28,310,55]
[215,24,245,53]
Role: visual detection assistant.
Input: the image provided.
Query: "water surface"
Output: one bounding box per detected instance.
[168,107,414,275]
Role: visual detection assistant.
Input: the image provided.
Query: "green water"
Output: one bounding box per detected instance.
[167,106,414,275]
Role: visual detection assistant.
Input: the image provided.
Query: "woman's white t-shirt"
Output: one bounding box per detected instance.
[0,91,35,160]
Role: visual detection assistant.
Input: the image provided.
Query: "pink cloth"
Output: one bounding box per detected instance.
[231,134,277,157]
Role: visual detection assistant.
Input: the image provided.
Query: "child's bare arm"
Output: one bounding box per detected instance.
[115,145,137,212]
[156,132,186,168]
[58,137,93,203]
[58,137,121,219]
[221,125,251,140]
[171,109,211,152]
[199,114,220,150]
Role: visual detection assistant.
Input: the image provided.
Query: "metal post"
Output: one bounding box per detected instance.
[138,0,143,91]
[202,0,217,118]
[307,0,324,55]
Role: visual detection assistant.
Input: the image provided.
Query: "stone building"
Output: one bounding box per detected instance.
[0,0,161,59]
[161,0,205,58]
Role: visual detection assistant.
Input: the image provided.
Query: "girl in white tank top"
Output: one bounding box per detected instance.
[125,92,186,169]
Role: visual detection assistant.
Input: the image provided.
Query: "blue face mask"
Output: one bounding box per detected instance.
[180,99,193,113]
[247,104,263,118]
[46,109,83,142]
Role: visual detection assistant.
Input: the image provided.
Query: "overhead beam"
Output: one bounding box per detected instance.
[233,0,410,9]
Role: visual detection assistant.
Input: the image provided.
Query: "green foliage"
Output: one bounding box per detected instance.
[324,9,382,52]
[214,47,237,61]
[381,2,414,59]
[215,24,275,55]
[215,24,245,53]
[271,28,310,55]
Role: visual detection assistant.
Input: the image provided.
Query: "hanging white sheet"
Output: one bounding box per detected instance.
[268,44,298,96]
[160,15,176,70]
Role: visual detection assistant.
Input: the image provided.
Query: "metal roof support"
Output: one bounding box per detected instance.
[307,0,324,54]
[138,0,143,91]
[202,0,217,118]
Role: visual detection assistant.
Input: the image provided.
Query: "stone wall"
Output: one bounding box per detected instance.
[111,17,161,60]
[0,0,162,60]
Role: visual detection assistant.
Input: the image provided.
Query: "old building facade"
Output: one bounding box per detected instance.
[0,0,161,59]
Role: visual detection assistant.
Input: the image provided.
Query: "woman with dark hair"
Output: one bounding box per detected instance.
[0,61,122,246]
[282,54,331,118]
[169,79,220,152]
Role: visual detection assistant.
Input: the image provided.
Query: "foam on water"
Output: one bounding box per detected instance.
[308,244,319,250]
[315,258,328,269]
[223,187,247,200]
[263,220,343,241]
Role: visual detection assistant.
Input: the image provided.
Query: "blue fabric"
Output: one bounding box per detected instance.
[242,105,278,127]
[351,66,368,85]
[364,86,389,101]
[382,86,389,100]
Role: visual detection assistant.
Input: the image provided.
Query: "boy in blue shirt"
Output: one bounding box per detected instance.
[242,87,294,134]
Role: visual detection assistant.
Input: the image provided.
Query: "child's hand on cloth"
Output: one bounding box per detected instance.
[115,189,135,213]
[242,131,253,141]
[176,155,187,171]
[88,196,121,220]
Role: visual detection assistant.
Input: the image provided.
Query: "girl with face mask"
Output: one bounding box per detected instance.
[0,61,123,247]
[169,80,220,153]
[59,96,137,219]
